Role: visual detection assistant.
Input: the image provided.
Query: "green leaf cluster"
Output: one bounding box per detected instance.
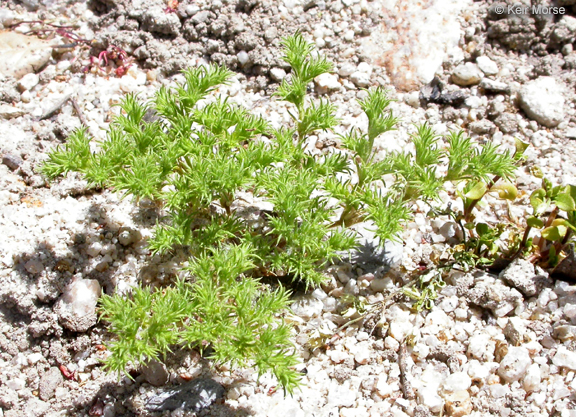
[40,31,534,390]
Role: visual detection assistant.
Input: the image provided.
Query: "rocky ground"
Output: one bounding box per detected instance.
[1,0,576,416]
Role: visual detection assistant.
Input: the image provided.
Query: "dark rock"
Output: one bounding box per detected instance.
[146,379,225,412]
[2,154,23,171]
[437,90,468,107]
[420,77,468,107]
[554,244,576,283]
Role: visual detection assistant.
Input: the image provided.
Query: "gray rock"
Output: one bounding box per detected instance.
[494,113,518,134]
[480,78,510,94]
[553,324,576,341]
[468,119,496,135]
[142,7,181,35]
[552,16,576,43]
[519,77,565,128]
[146,379,225,412]
[24,258,44,275]
[2,153,23,171]
[291,294,324,319]
[39,367,63,401]
[118,226,142,246]
[451,63,483,86]
[462,272,523,317]
[554,244,576,281]
[142,360,169,387]
[264,27,278,43]
[191,11,211,25]
[504,317,528,346]
[499,258,552,297]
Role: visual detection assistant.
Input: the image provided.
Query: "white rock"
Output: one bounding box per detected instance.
[328,347,348,364]
[237,51,250,66]
[18,73,39,91]
[0,104,26,119]
[476,56,499,75]
[467,333,495,362]
[451,63,483,86]
[441,372,471,394]
[7,378,25,391]
[384,336,400,351]
[353,344,371,365]
[270,68,287,82]
[0,8,15,26]
[86,242,103,257]
[479,78,510,93]
[326,380,357,408]
[504,317,528,345]
[339,63,356,77]
[290,295,323,319]
[371,278,394,292]
[439,296,459,313]
[553,346,576,370]
[357,62,372,74]
[425,309,451,329]
[28,352,44,365]
[375,376,397,398]
[118,227,142,246]
[357,0,470,89]
[523,363,541,392]
[417,386,443,413]
[0,31,53,79]
[185,4,200,16]
[315,73,341,91]
[60,277,101,317]
[519,77,565,128]
[498,347,532,382]
[350,71,371,87]
[412,343,430,360]
[467,360,489,382]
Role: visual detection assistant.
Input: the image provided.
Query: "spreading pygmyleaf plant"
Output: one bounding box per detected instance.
[40,32,531,391]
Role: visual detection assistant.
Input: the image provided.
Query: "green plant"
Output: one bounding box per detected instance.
[520,178,576,267]
[40,30,540,391]
[40,33,414,393]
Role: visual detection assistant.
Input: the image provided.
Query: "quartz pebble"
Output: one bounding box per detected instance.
[553,346,576,370]
[54,276,101,332]
[498,347,532,383]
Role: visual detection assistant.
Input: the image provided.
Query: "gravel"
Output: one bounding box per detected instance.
[1,0,576,416]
